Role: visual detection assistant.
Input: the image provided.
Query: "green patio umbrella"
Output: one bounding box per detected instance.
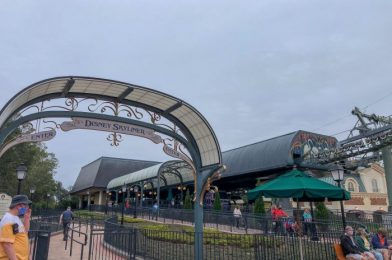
[247,168,351,260]
[247,168,351,201]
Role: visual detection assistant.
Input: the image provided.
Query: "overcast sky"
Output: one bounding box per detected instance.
[1,0,392,188]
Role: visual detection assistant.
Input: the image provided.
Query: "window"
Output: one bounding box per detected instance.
[372,179,379,193]
[347,182,355,192]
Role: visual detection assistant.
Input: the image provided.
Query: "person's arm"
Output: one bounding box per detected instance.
[23,208,32,232]
[1,242,17,260]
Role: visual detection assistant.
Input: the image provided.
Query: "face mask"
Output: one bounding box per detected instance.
[18,207,27,217]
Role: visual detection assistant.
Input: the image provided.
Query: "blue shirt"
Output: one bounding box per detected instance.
[62,210,73,222]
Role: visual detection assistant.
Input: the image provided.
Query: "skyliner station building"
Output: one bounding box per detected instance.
[71,130,338,209]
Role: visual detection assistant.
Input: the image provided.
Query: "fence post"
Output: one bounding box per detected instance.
[35,231,51,260]
[87,223,94,260]
[254,235,259,260]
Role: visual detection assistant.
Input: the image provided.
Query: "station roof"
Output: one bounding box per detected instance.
[221,132,298,178]
[107,160,193,190]
[70,157,160,194]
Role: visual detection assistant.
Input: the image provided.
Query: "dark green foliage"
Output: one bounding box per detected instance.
[183,190,192,209]
[0,129,61,209]
[254,196,265,215]
[213,192,222,212]
[315,202,329,219]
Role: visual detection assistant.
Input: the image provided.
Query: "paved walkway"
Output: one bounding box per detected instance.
[48,232,85,260]
[45,215,260,259]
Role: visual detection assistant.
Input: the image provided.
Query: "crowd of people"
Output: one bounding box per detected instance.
[340,226,392,260]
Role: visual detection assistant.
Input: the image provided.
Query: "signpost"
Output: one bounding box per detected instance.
[0,193,12,219]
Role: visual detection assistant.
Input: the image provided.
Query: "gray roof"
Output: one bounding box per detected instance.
[107,160,194,189]
[71,157,160,194]
[221,132,298,178]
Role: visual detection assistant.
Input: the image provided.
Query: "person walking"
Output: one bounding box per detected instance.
[59,206,74,241]
[0,195,32,260]
[233,205,242,228]
[302,208,312,236]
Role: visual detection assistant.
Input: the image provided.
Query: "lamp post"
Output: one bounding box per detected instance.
[16,164,27,195]
[330,163,346,229]
[121,184,126,225]
[46,193,50,209]
[133,186,139,218]
[29,186,35,201]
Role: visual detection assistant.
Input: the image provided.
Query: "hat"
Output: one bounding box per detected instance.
[10,195,32,208]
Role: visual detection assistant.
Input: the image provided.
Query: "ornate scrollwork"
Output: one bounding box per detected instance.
[14,97,188,149]
[42,119,61,131]
[106,132,123,146]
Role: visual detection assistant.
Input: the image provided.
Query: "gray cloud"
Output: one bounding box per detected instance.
[1,0,392,187]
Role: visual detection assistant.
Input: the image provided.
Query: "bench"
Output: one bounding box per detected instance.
[333,244,357,260]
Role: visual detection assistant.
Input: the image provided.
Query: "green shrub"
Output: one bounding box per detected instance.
[213,192,222,212]
[183,190,192,209]
[315,202,329,220]
[254,196,265,215]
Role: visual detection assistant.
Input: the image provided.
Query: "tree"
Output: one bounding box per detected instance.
[315,202,329,220]
[0,128,60,209]
[213,192,222,212]
[183,190,192,209]
[254,196,265,215]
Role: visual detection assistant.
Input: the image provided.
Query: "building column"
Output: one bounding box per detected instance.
[98,191,103,205]
[87,193,91,206]
[78,196,82,209]
[115,191,119,205]
[381,146,392,212]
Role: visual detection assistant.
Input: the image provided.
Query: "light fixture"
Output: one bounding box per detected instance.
[30,187,36,194]
[122,184,127,193]
[16,164,27,180]
[149,191,152,195]
[331,163,344,182]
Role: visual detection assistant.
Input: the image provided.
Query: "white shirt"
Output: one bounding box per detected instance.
[233,208,242,217]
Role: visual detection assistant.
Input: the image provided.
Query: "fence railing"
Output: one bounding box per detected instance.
[83,205,392,238]
[86,216,337,260]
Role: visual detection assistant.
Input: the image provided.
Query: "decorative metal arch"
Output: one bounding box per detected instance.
[0,76,224,260]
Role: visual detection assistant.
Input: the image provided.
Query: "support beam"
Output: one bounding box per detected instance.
[382,146,392,212]
[117,87,134,101]
[164,102,182,115]
[61,78,75,97]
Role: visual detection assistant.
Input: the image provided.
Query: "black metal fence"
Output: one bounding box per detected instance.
[86,205,392,238]
[86,216,337,260]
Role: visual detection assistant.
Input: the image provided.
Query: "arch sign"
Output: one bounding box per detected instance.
[0,76,224,260]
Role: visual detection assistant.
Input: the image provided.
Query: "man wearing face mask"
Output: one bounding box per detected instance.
[0,195,32,260]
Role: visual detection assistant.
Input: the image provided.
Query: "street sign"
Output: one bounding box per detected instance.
[0,193,12,219]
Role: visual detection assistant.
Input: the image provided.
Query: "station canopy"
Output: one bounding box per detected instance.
[107,160,194,190]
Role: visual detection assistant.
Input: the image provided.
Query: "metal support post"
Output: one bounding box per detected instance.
[382,146,392,212]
